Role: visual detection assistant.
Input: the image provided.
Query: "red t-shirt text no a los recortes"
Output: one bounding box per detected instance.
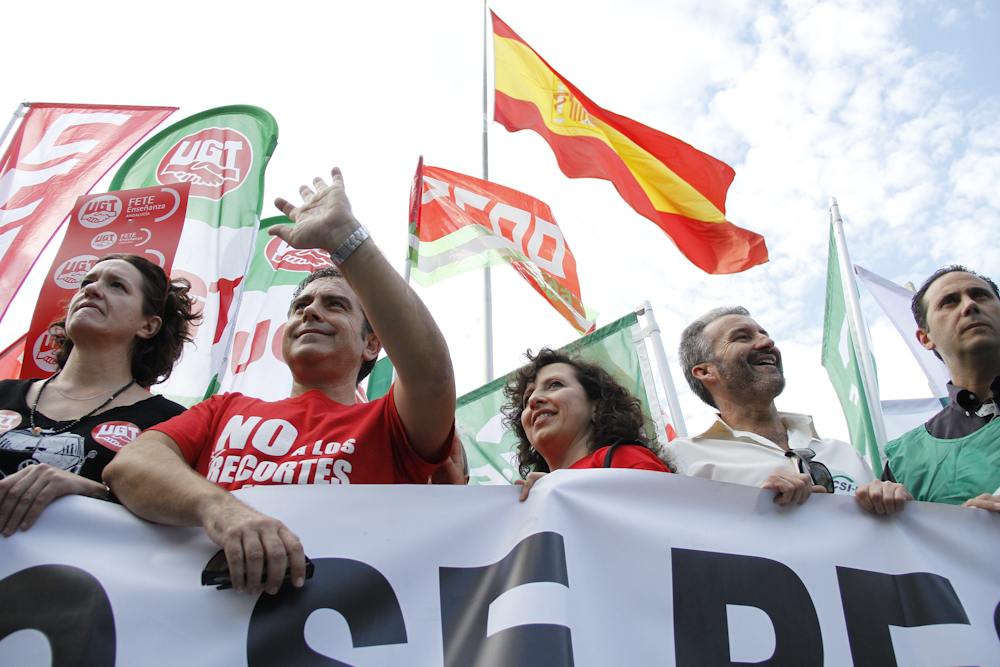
[151,387,449,490]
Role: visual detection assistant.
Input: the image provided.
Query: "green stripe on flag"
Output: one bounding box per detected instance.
[412,223,495,254]
[821,222,881,472]
[409,229,531,287]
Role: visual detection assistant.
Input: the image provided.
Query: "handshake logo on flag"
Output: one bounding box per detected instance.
[157,128,253,200]
[264,237,333,273]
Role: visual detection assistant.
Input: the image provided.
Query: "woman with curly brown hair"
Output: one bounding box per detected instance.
[503,348,673,500]
[0,254,200,535]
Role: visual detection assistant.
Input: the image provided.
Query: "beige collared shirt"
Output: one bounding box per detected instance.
[669,412,875,495]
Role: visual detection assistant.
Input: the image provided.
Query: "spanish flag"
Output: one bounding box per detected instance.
[492,12,768,274]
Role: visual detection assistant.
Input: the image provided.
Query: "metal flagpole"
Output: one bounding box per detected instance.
[404,155,423,285]
[394,155,426,386]
[830,197,888,455]
[0,101,29,156]
[635,301,688,437]
[483,0,494,382]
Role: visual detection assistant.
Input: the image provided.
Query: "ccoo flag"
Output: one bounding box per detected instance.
[492,12,767,275]
[109,105,278,405]
[410,161,598,333]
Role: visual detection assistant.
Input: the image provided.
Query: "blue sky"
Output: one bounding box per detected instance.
[1,0,997,443]
[903,0,997,100]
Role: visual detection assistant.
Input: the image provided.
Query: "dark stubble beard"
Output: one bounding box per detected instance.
[714,356,786,401]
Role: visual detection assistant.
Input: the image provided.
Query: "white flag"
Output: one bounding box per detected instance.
[855,265,950,399]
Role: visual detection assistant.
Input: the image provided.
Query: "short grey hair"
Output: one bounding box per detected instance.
[679,306,750,408]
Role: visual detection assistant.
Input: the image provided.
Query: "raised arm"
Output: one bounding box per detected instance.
[272,168,456,461]
[103,431,305,596]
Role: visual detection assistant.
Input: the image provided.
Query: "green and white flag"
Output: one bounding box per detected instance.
[456,311,666,485]
[109,106,278,404]
[365,356,394,401]
[821,223,882,472]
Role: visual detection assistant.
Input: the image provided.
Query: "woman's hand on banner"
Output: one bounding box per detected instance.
[516,472,548,501]
[0,464,108,537]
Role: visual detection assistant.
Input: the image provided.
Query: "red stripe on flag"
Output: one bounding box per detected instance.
[491,12,525,43]
[599,107,735,216]
[495,91,766,274]
[655,211,768,276]
[495,91,659,218]
[491,12,735,213]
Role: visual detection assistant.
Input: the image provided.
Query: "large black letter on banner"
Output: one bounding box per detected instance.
[995,600,1000,643]
[439,531,572,667]
[0,564,115,667]
[671,548,823,667]
[836,567,969,667]
[247,558,406,667]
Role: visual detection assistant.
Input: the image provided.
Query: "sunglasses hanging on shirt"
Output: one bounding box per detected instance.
[784,447,835,494]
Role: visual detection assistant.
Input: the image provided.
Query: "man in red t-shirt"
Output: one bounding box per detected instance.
[104,167,456,597]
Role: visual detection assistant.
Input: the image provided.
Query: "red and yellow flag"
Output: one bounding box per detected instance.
[492,12,768,274]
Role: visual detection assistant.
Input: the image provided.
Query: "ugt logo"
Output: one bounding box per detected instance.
[78,195,123,228]
[54,255,98,290]
[264,237,333,273]
[156,127,253,201]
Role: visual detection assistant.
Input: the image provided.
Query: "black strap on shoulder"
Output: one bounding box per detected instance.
[603,438,644,468]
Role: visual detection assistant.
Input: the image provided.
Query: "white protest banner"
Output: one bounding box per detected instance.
[2,473,999,666]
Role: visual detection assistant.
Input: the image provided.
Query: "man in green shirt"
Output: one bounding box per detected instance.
[883,266,1000,509]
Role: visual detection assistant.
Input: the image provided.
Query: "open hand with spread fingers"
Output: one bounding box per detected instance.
[271,167,362,255]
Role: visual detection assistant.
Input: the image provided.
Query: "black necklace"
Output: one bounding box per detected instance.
[29,372,136,436]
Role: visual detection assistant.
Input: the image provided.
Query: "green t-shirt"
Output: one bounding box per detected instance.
[885,418,1000,505]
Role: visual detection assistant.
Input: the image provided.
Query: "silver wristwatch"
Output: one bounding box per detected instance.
[332,225,371,266]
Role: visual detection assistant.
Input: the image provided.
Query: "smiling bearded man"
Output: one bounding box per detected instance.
[710,348,786,403]
[670,306,912,514]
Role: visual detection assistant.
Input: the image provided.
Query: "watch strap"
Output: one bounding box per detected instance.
[332,225,370,266]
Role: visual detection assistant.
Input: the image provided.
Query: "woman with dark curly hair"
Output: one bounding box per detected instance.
[503,348,673,499]
[0,254,200,535]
